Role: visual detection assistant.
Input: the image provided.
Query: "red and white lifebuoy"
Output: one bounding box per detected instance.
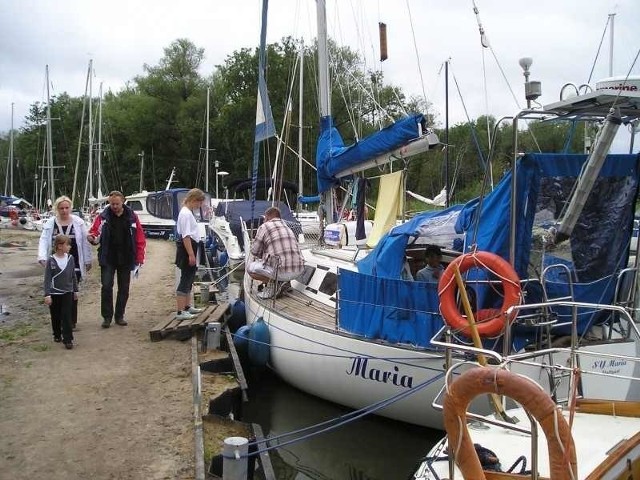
[444,367,577,479]
[438,251,521,337]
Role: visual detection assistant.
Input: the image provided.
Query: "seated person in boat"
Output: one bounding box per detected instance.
[248,207,305,298]
[416,244,444,282]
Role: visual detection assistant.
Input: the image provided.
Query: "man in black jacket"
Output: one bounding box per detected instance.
[87,191,146,328]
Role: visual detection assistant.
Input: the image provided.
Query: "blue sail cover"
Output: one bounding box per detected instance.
[339,152,639,346]
[316,114,426,193]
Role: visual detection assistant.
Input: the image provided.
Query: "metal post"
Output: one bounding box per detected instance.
[222,436,248,479]
[138,151,145,192]
[215,160,220,198]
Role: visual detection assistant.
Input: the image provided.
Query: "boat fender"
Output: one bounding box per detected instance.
[443,367,577,480]
[228,300,246,333]
[233,325,251,356]
[219,251,229,267]
[248,317,270,367]
[438,251,521,337]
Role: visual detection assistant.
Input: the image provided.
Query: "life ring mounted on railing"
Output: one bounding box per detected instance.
[438,251,521,337]
[443,367,577,479]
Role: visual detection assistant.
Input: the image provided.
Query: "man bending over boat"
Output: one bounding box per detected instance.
[248,206,304,299]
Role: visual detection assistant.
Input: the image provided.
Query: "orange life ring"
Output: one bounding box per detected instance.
[438,251,521,337]
[443,367,577,480]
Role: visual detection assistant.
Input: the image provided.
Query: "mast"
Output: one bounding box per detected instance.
[97,82,104,199]
[88,59,94,200]
[45,65,55,205]
[250,0,276,224]
[316,0,334,221]
[445,60,450,208]
[7,103,14,197]
[298,41,304,212]
[206,87,210,194]
[72,61,91,207]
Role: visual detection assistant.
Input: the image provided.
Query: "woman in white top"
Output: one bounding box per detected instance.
[174,188,206,320]
[38,196,92,328]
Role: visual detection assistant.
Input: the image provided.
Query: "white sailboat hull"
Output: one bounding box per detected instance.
[243,280,455,428]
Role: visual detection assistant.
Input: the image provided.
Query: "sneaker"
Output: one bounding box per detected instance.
[114,318,128,326]
[175,311,195,321]
[53,336,62,343]
[276,281,292,297]
[186,306,204,315]
[64,342,73,350]
[101,318,111,328]
[257,284,275,299]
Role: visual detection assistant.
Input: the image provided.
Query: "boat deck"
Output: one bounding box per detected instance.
[254,286,337,331]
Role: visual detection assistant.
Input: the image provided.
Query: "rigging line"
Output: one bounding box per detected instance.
[246,372,446,455]
[488,46,522,112]
[481,45,492,151]
[405,0,428,114]
[472,0,492,150]
[450,67,486,169]
[236,321,447,372]
[586,15,611,84]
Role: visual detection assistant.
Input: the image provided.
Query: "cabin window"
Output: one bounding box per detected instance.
[127,200,143,212]
[298,265,316,285]
[318,272,337,296]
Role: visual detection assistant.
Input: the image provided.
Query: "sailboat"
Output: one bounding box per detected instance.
[237,0,640,431]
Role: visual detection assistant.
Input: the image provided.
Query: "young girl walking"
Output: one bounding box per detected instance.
[44,234,79,349]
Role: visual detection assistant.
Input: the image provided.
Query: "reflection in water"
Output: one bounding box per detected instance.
[242,370,441,480]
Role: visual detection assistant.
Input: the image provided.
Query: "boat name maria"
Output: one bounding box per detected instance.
[346,357,414,388]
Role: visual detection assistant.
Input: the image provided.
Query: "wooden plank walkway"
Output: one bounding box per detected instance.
[149,302,230,342]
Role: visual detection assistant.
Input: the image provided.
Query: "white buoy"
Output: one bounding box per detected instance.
[222,436,248,479]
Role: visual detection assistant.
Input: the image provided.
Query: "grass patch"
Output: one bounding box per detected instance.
[30,344,50,352]
[0,324,37,342]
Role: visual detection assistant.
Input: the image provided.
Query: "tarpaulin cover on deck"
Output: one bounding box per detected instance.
[338,269,441,348]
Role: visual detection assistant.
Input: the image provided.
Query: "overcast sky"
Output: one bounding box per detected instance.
[1,0,639,135]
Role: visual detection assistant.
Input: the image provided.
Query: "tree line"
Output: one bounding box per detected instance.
[0,37,584,209]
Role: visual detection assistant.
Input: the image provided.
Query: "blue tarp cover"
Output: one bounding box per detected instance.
[339,269,441,348]
[344,152,639,343]
[316,114,426,193]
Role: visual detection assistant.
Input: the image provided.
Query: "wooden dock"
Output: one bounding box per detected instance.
[149,303,230,342]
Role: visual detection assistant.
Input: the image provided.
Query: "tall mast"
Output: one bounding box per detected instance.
[72,61,91,207]
[88,59,94,200]
[97,82,104,199]
[298,41,304,211]
[316,0,334,220]
[7,103,14,197]
[445,60,450,208]
[46,65,55,204]
[206,87,210,193]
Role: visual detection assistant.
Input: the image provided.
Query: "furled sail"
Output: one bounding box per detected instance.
[315,114,438,193]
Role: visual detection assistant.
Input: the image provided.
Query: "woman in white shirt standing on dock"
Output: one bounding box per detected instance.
[174,188,206,320]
